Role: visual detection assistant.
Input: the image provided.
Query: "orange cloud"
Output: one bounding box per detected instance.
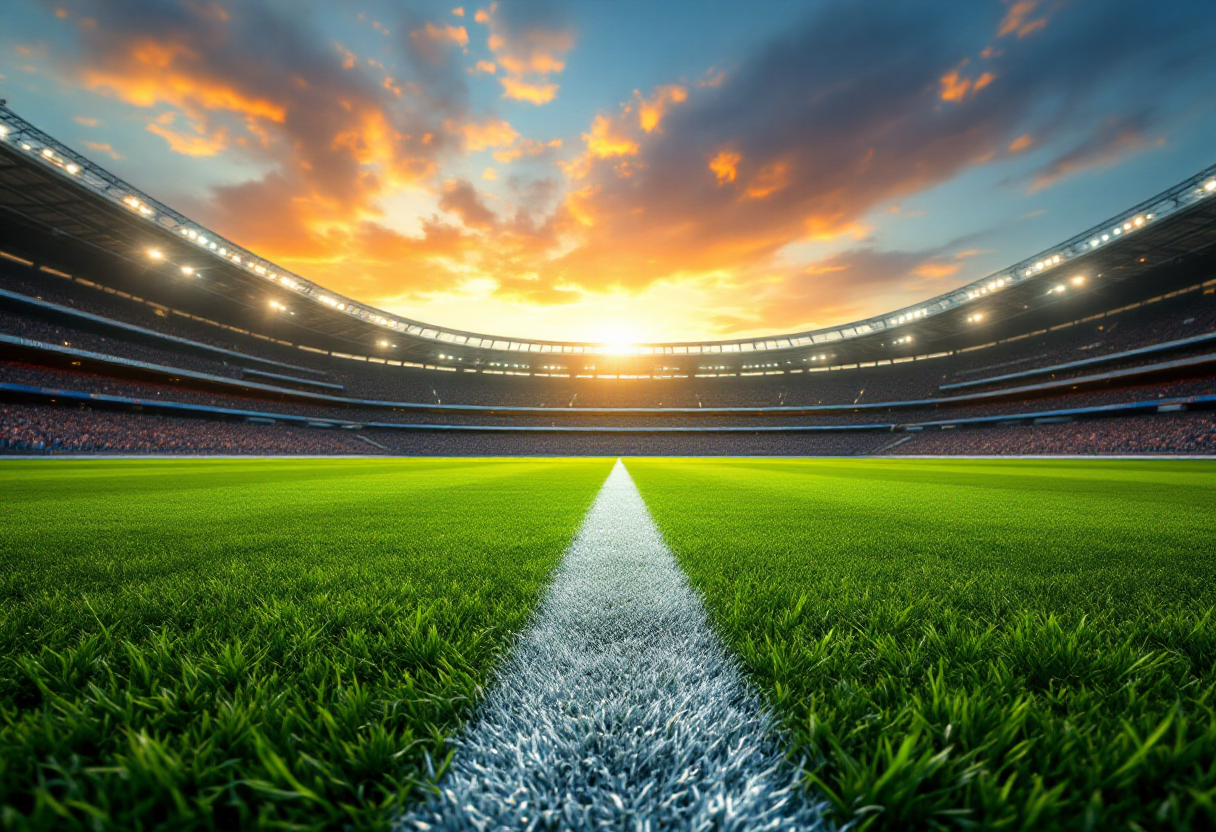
[493,137,562,163]
[709,149,740,184]
[500,75,557,104]
[413,22,469,49]
[1027,117,1162,193]
[452,7,465,17]
[913,261,960,279]
[83,140,121,160]
[636,84,687,133]
[478,4,573,106]
[482,167,497,180]
[745,161,789,199]
[998,1,1048,38]
[583,115,638,159]
[939,60,996,102]
[81,42,286,123]
[74,115,99,126]
[458,117,519,151]
[1008,133,1033,152]
[471,59,496,74]
[146,119,229,157]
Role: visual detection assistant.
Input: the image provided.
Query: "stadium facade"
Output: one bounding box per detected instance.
[0,103,1213,455]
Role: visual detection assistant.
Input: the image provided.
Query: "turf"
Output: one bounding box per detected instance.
[0,458,613,831]
[628,458,1216,832]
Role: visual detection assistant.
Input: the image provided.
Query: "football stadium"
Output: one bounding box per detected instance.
[1,2,1215,830]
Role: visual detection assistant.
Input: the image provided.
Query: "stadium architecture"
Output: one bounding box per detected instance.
[0,102,1214,456]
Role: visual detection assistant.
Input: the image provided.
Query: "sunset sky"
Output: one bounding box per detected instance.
[3,0,1215,344]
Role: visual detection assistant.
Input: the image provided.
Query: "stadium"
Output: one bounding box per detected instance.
[1,2,1215,831]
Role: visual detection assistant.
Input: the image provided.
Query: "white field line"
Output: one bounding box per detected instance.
[400,459,830,831]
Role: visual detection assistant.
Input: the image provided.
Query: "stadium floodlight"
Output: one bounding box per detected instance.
[147,249,163,260]
[0,124,7,137]
[1205,180,1216,192]
[65,163,79,175]
[181,266,194,276]
[1071,275,1085,286]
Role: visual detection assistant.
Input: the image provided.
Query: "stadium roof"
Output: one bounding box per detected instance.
[2,103,1216,377]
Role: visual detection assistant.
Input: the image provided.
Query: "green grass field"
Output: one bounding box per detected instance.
[629,458,1216,831]
[2,458,1214,831]
[0,458,613,831]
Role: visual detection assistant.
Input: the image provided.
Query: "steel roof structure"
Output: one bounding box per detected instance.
[2,102,1215,378]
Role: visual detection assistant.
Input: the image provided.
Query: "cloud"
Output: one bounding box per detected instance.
[409,22,469,56]
[458,116,519,151]
[83,140,121,159]
[48,0,476,259]
[1024,113,1162,193]
[146,117,229,156]
[440,179,498,229]
[36,0,1216,342]
[496,0,1215,337]
[709,150,739,184]
[581,114,638,159]
[636,84,687,133]
[73,115,99,126]
[1008,133,1033,152]
[476,1,574,105]
[939,59,995,102]
[493,137,562,163]
[997,1,1049,39]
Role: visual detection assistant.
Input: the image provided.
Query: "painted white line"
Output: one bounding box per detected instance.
[400,459,829,831]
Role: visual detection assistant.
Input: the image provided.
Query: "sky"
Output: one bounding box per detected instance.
[2,0,1215,345]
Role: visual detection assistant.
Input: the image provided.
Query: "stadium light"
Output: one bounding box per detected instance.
[1205,180,1216,192]
[147,249,163,260]
[1070,276,1085,286]
[181,266,194,276]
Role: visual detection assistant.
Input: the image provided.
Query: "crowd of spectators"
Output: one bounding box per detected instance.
[0,403,376,455]
[3,359,1213,434]
[5,399,1209,457]
[3,257,1214,412]
[0,263,329,375]
[891,413,1216,455]
[946,289,1216,383]
[0,309,247,378]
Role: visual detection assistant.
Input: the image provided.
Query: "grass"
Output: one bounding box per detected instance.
[627,458,1216,832]
[0,458,614,831]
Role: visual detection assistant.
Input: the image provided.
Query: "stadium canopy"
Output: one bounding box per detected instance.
[2,103,1216,377]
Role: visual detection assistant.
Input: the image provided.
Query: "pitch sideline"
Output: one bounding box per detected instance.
[400,459,829,831]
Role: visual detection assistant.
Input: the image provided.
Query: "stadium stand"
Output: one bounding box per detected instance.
[0,102,1214,455]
